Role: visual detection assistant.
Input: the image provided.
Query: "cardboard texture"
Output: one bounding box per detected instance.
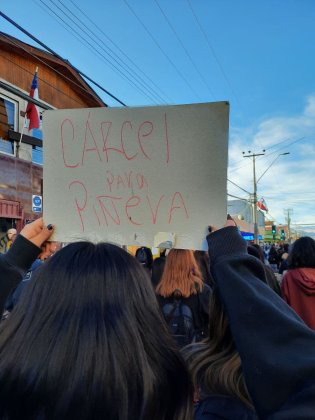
[43,102,229,249]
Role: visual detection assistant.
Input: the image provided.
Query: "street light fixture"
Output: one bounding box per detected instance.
[257,152,290,184]
[242,151,290,244]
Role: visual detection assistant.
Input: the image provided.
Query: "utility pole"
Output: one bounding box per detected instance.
[284,208,293,243]
[243,151,265,243]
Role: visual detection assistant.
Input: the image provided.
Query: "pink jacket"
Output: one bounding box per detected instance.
[282,268,315,330]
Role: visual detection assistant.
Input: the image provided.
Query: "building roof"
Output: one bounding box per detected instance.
[0,31,107,108]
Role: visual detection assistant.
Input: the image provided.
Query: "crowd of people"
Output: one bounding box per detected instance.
[1,218,315,419]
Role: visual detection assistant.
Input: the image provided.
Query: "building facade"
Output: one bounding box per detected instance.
[0,32,106,235]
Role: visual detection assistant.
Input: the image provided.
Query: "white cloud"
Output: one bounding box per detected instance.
[228,94,315,234]
[304,95,315,117]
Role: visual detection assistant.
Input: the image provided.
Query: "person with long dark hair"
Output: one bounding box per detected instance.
[184,288,255,418]
[281,236,315,329]
[184,237,255,418]
[183,288,257,420]
[188,221,315,419]
[151,256,166,288]
[0,229,193,419]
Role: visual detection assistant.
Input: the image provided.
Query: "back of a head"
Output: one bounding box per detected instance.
[288,236,315,269]
[0,242,192,420]
[135,246,153,270]
[7,228,17,235]
[156,249,203,298]
[283,243,289,253]
[247,245,265,263]
[151,256,166,288]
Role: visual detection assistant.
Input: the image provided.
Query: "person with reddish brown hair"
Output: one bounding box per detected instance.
[156,249,211,348]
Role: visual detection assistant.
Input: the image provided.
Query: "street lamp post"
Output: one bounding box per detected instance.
[256,152,290,184]
[284,208,293,243]
[243,151,290,244]
[243,151,265,243]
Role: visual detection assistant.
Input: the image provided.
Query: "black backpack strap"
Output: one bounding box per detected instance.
[191,291,206,342]
[164,298,180,323]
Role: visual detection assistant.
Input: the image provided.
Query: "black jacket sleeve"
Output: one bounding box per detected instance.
[207,226,315,419]
[0,234,41,315]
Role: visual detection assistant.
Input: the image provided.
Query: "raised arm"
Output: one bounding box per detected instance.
[207,225,315,419]
[0,218,54,315]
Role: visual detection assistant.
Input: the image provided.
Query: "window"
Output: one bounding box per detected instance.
[32,112,43,165]
[0,95,17,140]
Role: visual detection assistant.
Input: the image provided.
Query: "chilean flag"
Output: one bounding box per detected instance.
[257,197,268,212]
[26,70,40,131]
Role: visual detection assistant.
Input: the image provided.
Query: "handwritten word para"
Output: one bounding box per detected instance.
[61,113,170,168]
[105,171,148,193]
[69,180,189,232]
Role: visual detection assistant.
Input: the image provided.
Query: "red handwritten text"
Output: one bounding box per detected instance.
[68,180,189,231]
[61,113,170,167]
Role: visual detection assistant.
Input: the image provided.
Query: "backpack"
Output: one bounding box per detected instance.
[162,298,196,348]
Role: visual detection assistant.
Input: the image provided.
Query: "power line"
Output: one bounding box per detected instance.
[267,136,303,158]
[0,32,109,105]
[41,0,167,105]
[227,193,249,202]
[0,79,52,110]
[186,0,239,104]
[68,0,173,104]
[37,0,153,103]
[153,0,214,98]
[229,136,305,174]
[263,136,292,151]
[0,11,127,106]
[122,0,202,100]
[0,50,87,107]
[227,178,251,194]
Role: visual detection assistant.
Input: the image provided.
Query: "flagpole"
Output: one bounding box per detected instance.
[16,115,27,158]
[16,66,39,159]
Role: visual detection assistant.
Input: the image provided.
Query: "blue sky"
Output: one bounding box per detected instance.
[1,0,315,235]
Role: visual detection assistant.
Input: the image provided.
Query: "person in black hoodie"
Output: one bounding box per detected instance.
[184,222,256,419]
[197,221,315,419]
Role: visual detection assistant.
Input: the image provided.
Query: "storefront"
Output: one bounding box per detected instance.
[240,231,263,242]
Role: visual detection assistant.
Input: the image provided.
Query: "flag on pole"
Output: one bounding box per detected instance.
[257,197,268,212]
[25,69,40,131]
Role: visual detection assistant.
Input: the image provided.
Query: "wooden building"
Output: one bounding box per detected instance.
[0,32,106,234]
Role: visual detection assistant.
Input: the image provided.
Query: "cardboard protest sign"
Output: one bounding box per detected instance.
[43,102,229,250]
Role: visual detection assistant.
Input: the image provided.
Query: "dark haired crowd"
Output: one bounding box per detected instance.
[1,218,315,419]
